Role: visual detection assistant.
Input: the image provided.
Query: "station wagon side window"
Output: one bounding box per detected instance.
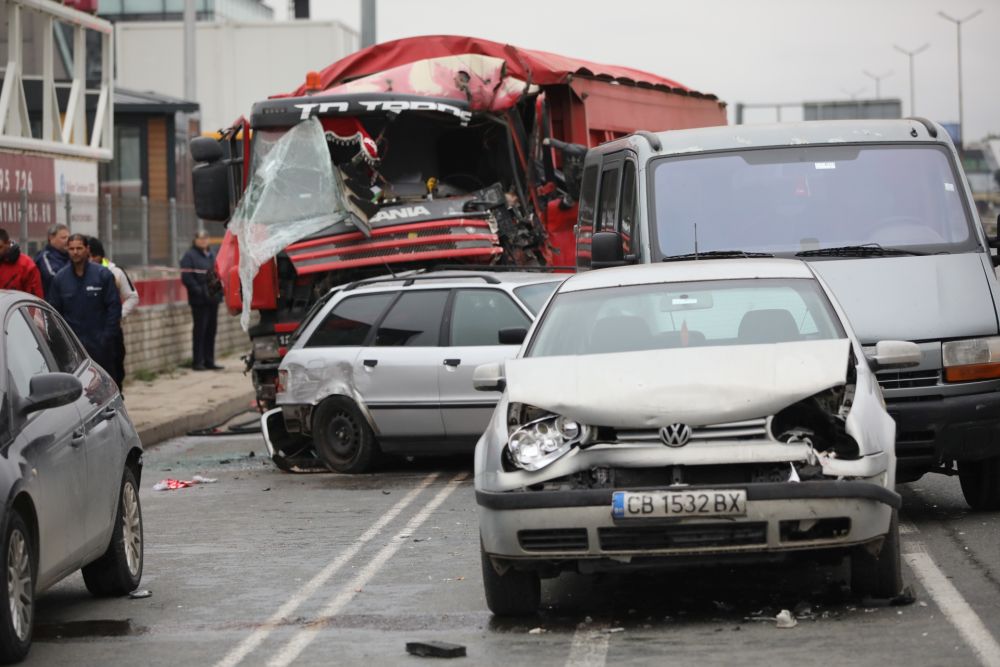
[449,289,531,347]
[5,310,51,398]
[374,290,449,347]
[597,164,621,232]
[305,293,395,348]
[22,306,85,373]
[619,160,637,253]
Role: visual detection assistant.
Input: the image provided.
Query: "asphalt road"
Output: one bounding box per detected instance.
[22,432,1000,666]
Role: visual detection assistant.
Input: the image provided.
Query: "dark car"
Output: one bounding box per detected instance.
[0,292,144,663]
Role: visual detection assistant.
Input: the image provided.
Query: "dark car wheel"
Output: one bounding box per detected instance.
[958,456,1000,510]
[82,467,143,597]
[480,540,540,616]
[313,398,379,474]
[850,508,902,599]
[0,512,33,664]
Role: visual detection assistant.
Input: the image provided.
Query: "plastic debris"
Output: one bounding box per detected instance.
[128,589,152,599]
[528,627,546,635]
[788,463,801,483]
[775,610,798,629]
[405,641,466,658]
[605,627,625,634]
[152,476,219,491]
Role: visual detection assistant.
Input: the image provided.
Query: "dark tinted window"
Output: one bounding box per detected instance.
[577,165,599,230]
[23,306,84,373]
[306,293,394,347]
[375,291,448,347]
[513,281,560,315]
[5,311,51,397]
[450,290,530,347]
[598,167,620,232]
[619,161,637,253]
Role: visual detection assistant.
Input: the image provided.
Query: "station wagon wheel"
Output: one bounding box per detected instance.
[313,397,380,474]
[0,512,34,663]
[82,466,144,597]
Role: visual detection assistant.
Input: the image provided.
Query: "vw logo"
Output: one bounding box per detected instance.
[659,423,692,447]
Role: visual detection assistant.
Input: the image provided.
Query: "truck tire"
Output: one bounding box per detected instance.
[82,467,144,597]
[0,512,33,664]
[313,397,379,474]
[480,540,540,616]
[850,508,902,599]
[958,456,1000,510]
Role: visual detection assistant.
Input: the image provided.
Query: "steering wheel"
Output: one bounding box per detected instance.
[868,215,946,245]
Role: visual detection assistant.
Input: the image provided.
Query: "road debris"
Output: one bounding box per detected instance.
[604,627,625,634]
[152,476,218,491]
[405,641,466,658]
[775,610,798,629]
[128,589,152,599]
[528,627,546,634]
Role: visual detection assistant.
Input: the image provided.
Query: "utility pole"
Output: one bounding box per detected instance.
[938,8,982,149]
[862,70,893,99]
[893,43,930,116]
[360,0,376,48]
[183,0,196,103]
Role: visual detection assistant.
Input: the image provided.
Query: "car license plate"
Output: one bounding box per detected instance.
[612,490,747,519]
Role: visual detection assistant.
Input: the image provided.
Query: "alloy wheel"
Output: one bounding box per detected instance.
[122,482,143,577]
[6,529,31,642]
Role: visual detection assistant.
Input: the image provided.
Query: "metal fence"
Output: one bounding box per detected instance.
[5,190,203,269]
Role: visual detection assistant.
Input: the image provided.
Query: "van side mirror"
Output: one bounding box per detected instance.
[866,340,921,372]
[473,362,506,392]
[498,327,527,346]
[591,232,626,269]
[21,373,82,416]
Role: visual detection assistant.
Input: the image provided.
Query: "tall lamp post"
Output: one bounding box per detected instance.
[938,9,983,148]
[893,43,930,116]
[840,86,866,100]
[863,70,893,99]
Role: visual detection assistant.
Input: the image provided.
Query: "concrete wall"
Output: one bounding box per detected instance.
[123,302,248,376]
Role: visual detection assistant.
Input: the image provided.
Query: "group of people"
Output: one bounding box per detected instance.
[0,223,223,389]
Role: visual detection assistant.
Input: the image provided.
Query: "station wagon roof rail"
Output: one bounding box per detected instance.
[342,271,503,291]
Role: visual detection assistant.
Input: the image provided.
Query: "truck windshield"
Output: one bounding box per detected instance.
[650,145,978,258]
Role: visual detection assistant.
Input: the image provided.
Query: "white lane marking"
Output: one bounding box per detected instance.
[565,626,611,667]
[214,473,440,667]
[905,550,1000,667]
[267,472,468,667]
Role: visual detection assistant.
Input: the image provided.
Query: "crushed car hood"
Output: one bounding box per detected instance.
[504,338,850,428]
[809,254,998,344]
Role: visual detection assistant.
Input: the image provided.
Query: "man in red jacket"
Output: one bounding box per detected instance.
[0,229,43,298]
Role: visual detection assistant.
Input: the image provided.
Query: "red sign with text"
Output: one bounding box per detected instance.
[0,154,57,238]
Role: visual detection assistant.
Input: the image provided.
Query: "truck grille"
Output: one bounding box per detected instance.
[518,528,589,552]
[598,522,767,551]
[615,418,769,443]
[877,369,940,390]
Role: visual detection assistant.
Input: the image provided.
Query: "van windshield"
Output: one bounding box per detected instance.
[650,145,978,258]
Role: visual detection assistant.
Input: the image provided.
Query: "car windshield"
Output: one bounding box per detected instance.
[513,281,561,315]
[527,278,845,357]
[651,145,977,257]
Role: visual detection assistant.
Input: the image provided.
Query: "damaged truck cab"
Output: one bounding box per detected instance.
[189,36,727,408]
[578,119,1000,510]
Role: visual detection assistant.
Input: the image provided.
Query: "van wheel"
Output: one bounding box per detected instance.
[850,508,902,599]
[0,512,33,663]
[82,467,143,597]
[958,457,1000,510]
[313,398,379,474]
[480,541,540,616]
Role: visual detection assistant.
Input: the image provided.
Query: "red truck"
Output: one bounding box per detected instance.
[190,35,727,408]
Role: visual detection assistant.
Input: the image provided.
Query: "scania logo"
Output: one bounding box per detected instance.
[659,423,692,447]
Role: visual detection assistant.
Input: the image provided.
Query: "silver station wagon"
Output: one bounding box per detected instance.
[474,259,918,615]
[263,271,563,473]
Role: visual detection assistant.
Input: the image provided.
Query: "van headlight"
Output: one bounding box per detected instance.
[506,412,591,471]
[943,337,1000,382]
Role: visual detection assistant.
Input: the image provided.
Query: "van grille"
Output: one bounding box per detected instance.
[598,522,767,551]
[518,529,589,552]
[877,369,940,390]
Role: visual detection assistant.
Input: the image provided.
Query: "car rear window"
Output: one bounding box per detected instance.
[306,293,394,347]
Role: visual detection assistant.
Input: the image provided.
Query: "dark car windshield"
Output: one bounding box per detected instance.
[651,144,978,258]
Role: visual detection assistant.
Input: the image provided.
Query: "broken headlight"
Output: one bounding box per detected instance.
[768,385,860,460]
[505,404,591,471]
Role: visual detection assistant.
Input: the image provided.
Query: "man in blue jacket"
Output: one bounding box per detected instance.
[180,231,223,371]
[35,223,70,297]
[47,234,121,373]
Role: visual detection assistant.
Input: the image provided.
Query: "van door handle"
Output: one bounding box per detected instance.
[363,359,378,368]
[71,429,85,447]
[443,358,461,367]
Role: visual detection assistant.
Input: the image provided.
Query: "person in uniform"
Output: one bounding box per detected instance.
[180,231,223,371]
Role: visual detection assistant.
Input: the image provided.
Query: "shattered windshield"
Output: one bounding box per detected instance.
[651,145,978,258]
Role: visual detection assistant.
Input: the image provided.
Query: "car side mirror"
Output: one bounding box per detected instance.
[591,231,626,269]
[21,372,82,416]
[473,362,506,392]
[866,340,922,372]
[498,327,527,346]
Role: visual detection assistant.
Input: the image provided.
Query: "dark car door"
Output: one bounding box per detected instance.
[3,306,87,583]
[24,305,124,554]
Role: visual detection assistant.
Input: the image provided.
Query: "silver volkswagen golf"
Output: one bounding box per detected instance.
[264,271,563,473]
[474,259,918,615]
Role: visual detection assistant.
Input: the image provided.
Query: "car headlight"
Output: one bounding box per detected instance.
[942,337,1000,382]
[506,413,591,471]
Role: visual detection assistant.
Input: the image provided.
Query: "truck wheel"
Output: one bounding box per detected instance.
[850,508,902,599]
[480,540,540,616]
[313,398,379,474]
[0,512,33,663]
[82,467,144,597]
[958,457,1000,510]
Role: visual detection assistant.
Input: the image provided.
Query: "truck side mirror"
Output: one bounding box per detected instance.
[591,231,626,269]
[191,136,224,163]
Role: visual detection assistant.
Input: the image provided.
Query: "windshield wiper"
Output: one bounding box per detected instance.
[796,244,927,258]
[661,250,774,262]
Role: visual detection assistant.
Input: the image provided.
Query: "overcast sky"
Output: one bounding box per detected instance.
[264,0,999,141]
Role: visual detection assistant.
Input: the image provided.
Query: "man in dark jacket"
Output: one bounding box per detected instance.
[47,234,121,372]
[35,223,70,297]
[181,231,223,371]
[0,229,43,297]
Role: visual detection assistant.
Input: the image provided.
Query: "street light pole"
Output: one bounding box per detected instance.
[840,86,866,101]
[893,43,929,116]
[938,8,983,148]
[862,70,893,99]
